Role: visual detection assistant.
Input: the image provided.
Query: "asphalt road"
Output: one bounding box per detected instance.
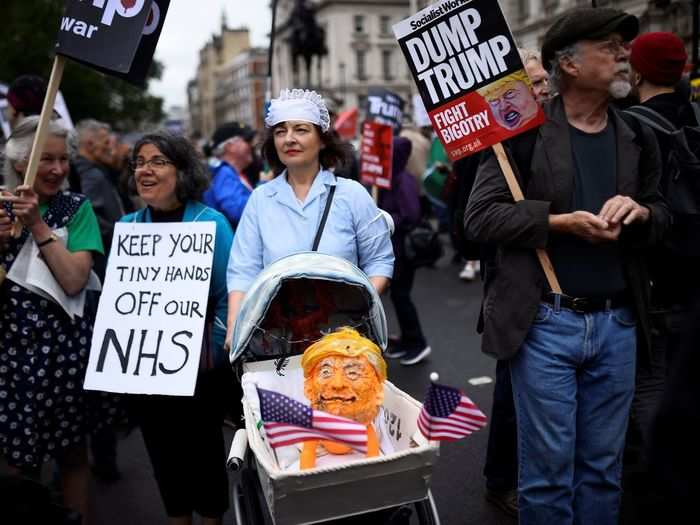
[83,240,514,525]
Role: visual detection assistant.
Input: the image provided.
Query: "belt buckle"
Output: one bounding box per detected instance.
[571,297,588,313]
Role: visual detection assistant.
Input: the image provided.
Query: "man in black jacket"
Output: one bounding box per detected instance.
[621,31,700,524]
[628,33,699,364]
[465,8,670,524]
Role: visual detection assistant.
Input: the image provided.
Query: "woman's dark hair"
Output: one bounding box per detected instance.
[261,124,354,175]
[128,131,209,203]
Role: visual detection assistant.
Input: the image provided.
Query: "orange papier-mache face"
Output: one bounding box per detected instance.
[302,328,386,426]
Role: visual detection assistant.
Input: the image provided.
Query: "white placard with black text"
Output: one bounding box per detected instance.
[84,221,216,396]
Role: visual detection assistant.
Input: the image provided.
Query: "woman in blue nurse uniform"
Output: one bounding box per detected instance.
[226,89,394,342]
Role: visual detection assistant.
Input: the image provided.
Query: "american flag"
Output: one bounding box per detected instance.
[418,382,487,441]
[257,387,368,453]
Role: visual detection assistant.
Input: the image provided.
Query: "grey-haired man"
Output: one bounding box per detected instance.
[466,8,670,524]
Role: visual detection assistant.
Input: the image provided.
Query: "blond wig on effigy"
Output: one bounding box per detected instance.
[301,327,387,382]
[477,69,532,100]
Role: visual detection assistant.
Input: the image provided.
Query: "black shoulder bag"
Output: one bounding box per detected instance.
[312,185,336,251]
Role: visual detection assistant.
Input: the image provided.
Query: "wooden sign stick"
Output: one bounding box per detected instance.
[22,55,66,188]
[372,185,379,203]
[10,55,66,237]
[491,142,562,295]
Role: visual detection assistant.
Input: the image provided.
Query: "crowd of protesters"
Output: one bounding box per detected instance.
[1,5,699,525]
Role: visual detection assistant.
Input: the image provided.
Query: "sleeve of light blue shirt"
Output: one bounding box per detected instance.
[227,189,264,292]
[350,182,395,279]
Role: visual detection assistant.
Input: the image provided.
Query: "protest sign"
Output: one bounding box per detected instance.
[85,0,171,86]
[412,93,431,128]
[393,0,545,162]
[84,222,216,396]
[366,87,405,132]
[360,120,394,190]
[55,0,155,74]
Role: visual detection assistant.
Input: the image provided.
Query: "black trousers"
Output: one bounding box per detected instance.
[483,359,518,492]
[130,366,236,518]
[621,304,692,524]
[389,255,426,351]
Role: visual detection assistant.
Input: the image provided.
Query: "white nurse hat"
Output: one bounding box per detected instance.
[265,89,331,133]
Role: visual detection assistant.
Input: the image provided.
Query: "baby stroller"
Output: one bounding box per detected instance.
[227,252,441,525]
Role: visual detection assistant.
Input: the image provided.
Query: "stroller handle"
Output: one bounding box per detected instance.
[227,428,249,471]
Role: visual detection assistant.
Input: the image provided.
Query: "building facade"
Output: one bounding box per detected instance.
[414,0,692,62]
[187,23,251,139]
[271,0,415,117]
[214,48,269,131]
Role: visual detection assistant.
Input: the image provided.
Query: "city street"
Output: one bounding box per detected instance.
[88,240,515,525]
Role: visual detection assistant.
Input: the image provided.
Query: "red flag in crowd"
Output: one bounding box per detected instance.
[257,387,368,453]
[334,107,358,140]
[418,381,487,441]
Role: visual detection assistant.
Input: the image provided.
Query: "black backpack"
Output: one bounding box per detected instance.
[624,103,700,256]
[403,219,444,268]
[624,104,700,217]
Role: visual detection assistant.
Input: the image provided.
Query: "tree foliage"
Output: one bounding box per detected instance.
[1,0,164,130]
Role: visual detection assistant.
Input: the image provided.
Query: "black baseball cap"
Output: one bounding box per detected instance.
[210,121,256,150]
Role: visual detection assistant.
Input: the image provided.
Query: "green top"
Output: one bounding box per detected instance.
[428,136,450,169]
[38,200,104,254]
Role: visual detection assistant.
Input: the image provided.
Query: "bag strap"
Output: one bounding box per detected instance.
[691,102,700,127]
[624,105,677,135]
[312,184,336,251]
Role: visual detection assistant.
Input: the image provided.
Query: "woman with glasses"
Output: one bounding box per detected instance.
[121,131,234,525]
[226,89,394,343]
[0,116,110,519]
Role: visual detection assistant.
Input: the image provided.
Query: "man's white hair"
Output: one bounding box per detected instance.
[75,118,110,145]
[519,48,542,66]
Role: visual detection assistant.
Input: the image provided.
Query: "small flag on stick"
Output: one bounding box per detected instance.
[418,373,487,441]
[257,387,368,453]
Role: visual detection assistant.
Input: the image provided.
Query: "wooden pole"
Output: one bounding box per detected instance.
[22,55,66,188]
[491,142,562,294]
[10,55,66,238]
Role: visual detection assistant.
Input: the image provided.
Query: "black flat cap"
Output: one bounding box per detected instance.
[211,121,256,150]
[541,7,639,71]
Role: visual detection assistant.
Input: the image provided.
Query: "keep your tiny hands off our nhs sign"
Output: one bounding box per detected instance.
[393,0,545,161]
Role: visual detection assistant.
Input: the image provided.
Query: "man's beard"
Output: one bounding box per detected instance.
[609,63,632,99]
[610,80,632,99]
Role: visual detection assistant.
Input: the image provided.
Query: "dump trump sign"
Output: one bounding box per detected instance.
[393,0,544,161]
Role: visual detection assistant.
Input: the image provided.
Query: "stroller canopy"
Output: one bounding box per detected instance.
[229,252,388,364]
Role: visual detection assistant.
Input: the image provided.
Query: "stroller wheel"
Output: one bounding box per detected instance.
[232,457,270,525]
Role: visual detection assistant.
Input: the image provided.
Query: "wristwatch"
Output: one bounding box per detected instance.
[36,233,58,248]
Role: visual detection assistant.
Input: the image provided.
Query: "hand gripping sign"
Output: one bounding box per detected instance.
[394,0,561,293]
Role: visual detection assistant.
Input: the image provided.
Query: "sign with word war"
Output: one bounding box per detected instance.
[394,0,545,161]
[85,222,216,396]
[56,0,155,73]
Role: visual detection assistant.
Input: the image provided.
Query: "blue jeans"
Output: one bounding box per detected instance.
[510,302,637,525]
